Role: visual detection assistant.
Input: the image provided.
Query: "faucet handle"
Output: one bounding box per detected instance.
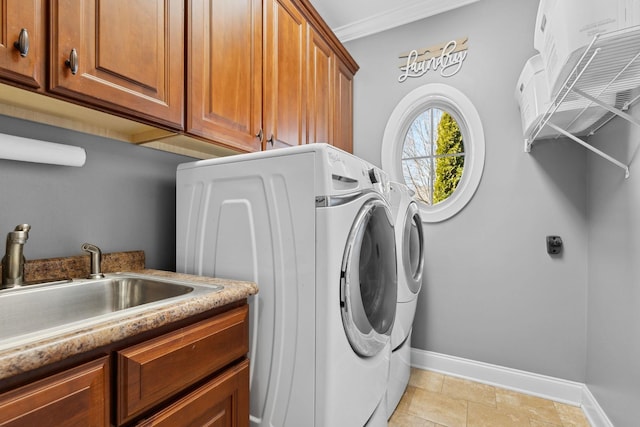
[2,224,31,289]
[81,243,105,279]
[81,242,101,254]
[6,224,30,245]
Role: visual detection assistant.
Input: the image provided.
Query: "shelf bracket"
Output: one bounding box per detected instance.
[546,122,630,178]
[529,47,601,143]
[572,88,640,129]
[522,28,640,180]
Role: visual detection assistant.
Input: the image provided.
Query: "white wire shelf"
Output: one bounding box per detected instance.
[526,25,640,179]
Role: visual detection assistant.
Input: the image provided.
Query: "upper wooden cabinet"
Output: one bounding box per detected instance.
[0,0,357,156]
[263,0,307,150]
[333,59,354,153]
[302,0,358,152]
[187,0,263,152]
[0,0,46,89]
[190,0,357,153]
[307,26,333,145]
[49,0,185,129]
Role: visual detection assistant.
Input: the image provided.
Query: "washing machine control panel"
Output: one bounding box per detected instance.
[368,168,380,184]
[316,144,391,201]
[368,167,390,199]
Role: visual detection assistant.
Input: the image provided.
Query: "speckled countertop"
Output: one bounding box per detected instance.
[0,268,258,381]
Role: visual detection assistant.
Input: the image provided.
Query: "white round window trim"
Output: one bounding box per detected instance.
[381,83,485,223]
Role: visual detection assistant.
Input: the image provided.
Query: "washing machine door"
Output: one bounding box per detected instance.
[341,196,397,357]
[403,201,424,294]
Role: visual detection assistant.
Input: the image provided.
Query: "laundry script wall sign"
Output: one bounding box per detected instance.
[398,37,469,82]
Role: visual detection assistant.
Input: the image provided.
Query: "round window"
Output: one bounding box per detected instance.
[382,84,485,222]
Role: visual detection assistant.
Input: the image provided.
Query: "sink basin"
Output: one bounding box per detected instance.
[0,273,222,346]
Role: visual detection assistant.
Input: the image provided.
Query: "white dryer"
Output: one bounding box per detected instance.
[176,144,397,427]
[386,181,425,417]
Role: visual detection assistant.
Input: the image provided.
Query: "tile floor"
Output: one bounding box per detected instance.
[389,368,591,427]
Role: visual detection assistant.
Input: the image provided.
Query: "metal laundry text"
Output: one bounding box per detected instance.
[398,37,469,82]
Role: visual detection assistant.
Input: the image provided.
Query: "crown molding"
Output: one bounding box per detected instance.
[333,0,481,43]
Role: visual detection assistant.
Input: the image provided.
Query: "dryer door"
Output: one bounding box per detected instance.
[341,197,397,357]
[403,201,424,294]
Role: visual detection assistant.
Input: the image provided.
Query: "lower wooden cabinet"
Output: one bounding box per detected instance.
[0,356,110,427]
[117,305,249,425]
[0,303,250,427]
[136,359,249,427]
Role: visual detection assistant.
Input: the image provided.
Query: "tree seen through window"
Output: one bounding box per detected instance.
[401,108,465,206]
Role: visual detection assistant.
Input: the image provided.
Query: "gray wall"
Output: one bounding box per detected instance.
[4,2,636,422]
[0,115,193,270]
[586,105,640,426]
[347,0,589,381]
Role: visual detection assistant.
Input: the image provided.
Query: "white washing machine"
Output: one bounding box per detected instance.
[386,182,425,417]
[176,144,397,427]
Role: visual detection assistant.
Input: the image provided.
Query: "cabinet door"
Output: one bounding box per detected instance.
[117,305,249,425]
[187,0,262,153]
[307,27,333,145]
[50,0,184,129]
[0,0,45,89]
[136,359,249,427]
[264,0,306,149]
[0,357,110,427]
[333,59,354,153]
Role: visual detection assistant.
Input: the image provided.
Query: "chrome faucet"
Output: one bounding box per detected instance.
[81,243,105,279]
[1,224,31,289]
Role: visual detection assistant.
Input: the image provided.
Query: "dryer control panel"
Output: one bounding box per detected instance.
[368,167,390,198]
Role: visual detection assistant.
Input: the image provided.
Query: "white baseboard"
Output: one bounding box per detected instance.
[410,349,614,427]
[580,384,615,427]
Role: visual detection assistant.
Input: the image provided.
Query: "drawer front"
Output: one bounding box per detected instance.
[136,359,249,427]
[0,356,110,427]
[117,304,249,425]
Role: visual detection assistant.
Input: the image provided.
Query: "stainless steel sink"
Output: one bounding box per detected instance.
[0,273,222,346]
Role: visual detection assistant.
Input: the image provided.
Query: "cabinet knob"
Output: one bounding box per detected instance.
[65,49,79,75]
[267,134,274,146]
[13,28,29,58]
[256,128,263,143]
